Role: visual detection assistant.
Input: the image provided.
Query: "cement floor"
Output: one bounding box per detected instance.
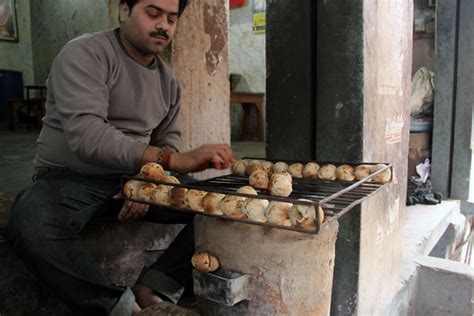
[0,126,38,193]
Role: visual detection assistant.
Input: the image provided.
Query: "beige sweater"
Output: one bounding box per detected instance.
[35,29,181,175]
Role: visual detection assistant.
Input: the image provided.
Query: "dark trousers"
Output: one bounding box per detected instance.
[7,168,195,316]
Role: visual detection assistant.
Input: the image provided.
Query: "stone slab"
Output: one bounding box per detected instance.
[415,255,474,316]
[401,200,460,284]
[140,301,199,316]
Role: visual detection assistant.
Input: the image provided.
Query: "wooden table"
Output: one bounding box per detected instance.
[230,92,265,141]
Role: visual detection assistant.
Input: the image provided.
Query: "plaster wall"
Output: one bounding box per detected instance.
[108,0,120,29]
[359,0,413,315]
[412,37,435,75]
[229,4,265,93]
[30,0,109,85]
[412,6,436,76]
[194,217,339,315]
[229,3,266,139]
[0,0,33,86]
[172,0,231,180]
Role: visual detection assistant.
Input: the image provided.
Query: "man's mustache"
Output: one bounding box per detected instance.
[150,29,169,40]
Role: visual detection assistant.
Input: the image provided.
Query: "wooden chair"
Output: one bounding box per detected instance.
[7,85,47,130]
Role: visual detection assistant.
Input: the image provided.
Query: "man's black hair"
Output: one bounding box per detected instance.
[120,0,189,17]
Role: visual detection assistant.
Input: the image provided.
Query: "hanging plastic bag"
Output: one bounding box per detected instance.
[411,67,435,115]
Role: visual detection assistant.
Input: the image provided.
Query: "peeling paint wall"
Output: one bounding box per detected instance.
[172,0,231,180]
[0,0,34,85]
[30,0,109,85]
[229,3,266,139]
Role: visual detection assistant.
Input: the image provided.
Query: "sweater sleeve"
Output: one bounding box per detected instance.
[149,82,182,152]
[50,40,147,172]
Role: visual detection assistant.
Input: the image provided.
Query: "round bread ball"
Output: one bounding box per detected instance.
[336,164,355,182]
[303,162,320,179]
[273,161,289,174]
[219,195,246,219]
[265,201,292,226]
[249,169,269,190]
[354,165,372,181]
[170,187,188,208]
[137,183,157,202]
[156,176,181,194]
[371,164,391,183]
[123,179,145,199]
[161,175,180,185]
[201,192,226,215]
[246,160,264,176]
[231,160,247,176]
[288,163,304,178]
[140,162,164,181]
[151,188,171,205]
[241,198,269,223]
[237,186,258,195]
[318,164,337,180]
[289,199,324,230]
[269,172,293,197]
[185,189,207,212]
[261,161,274,176]
[191,252,220,273]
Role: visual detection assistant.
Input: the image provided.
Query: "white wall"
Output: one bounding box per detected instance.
[0,0,33,86]
[229,3,266,140]
[230,3,265,93]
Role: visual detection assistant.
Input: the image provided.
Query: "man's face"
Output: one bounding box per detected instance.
[120,0,179,56]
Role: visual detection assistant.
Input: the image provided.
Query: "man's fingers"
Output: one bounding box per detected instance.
[118,202,130,221]
[210,153,229,169]
[205,145,233,170]
[131,203,149,220]
[118,201,149,221]
[173,143,234,174]
[210,144,233,161]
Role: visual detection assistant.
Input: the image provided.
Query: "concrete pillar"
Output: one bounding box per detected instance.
[194,217,339,315]
[172,0,231,180]
[359,1,412,315]
[432,0,474,200]
[315,3,364,312]
[266,1,315,160]
[268,1,413,314]
[319,1,413,314]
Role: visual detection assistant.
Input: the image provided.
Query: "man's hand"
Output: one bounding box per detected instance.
[169,144,233,174]
[113,193,149,222]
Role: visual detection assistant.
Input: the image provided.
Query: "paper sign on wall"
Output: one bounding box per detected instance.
[252,0,266,34]
[385,119,404,144]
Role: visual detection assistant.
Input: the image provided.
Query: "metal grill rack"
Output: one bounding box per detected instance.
[121,160,392,235]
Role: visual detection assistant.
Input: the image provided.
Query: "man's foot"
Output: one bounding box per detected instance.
[132,284,164,309]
